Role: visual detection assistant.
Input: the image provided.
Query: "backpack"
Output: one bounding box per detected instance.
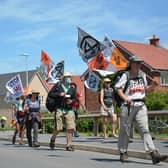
[110,70,130,107]
[110,69,145,107]
[46,82,78,112]
[46,82,63,113]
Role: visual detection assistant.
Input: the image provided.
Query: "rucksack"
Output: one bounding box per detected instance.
[46,82,78,112]
[110,70,130,107]
[46,82,63,113]
[110,69,145,107]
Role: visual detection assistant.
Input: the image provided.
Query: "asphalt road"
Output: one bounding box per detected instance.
[0,140,168,168]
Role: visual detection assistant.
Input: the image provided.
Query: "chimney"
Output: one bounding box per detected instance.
[149,34,160,47]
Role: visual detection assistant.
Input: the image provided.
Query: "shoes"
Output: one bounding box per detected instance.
[28,143,32,147]
[73,132,80,137]
[66,146,74,151]
[120,152,128,162]
[150,150,168,164]
[50,139,55,150]
[28,140,32,147]
[12,136,16,144]
[112,134,118,138]
[33,142,40,147]
[19,140,24,145]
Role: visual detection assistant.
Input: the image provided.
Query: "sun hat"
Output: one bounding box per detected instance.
[104,78,111,82]
[31,89,40,94]
[61,72,72,80]
[63,72,72,77]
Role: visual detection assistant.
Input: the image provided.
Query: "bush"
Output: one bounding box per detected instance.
[146,91,168,110]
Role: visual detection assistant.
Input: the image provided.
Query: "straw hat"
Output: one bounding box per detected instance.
[31,89,40,94]
[63,72,72,77]
[103,78,111,82]
[61,72,72,80]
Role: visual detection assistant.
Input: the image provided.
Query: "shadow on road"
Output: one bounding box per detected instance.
[91,158,152,165]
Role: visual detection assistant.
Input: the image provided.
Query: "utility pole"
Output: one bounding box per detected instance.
[20,53,29,87]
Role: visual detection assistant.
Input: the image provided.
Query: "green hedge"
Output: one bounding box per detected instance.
[146,91,168,110]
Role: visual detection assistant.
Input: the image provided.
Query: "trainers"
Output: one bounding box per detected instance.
[73,132,80,137]
[120,152,128,162]
[112,134,118,138]
[50,139,55,150]
[33,142,40,147]
[19,140,24,145]
[151,150,168,164]
[66,146,74,151]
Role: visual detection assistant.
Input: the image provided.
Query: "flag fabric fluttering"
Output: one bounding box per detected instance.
[5,74,24,99]
[109,46,128,70]
[77,28,128,93]
[77,27,106,62]
[88,36,128,72]
[40,50,55,80]
[93,69,114,77]
[48,60,64,84]
[4,91,17,104]
[84,70,100,92]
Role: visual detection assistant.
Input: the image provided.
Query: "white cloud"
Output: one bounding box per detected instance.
[4,27,54,42]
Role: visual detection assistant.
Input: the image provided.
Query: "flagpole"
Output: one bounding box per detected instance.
[20,53,29,87]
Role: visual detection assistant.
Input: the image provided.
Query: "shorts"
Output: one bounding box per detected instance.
[100,105,114,117]
[56,110,75,131]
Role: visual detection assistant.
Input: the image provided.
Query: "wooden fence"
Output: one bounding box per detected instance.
[41,110,168,136]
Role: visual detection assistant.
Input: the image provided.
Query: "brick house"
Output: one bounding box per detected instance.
[84,35,168,113]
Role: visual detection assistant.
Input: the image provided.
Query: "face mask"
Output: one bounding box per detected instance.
[64,77,72,84]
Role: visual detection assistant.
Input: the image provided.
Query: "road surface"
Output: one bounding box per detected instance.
[0,140,168,168]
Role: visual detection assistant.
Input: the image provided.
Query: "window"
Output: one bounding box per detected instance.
[161,71,168,86]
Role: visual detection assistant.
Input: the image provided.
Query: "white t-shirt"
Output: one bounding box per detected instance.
[115,71,147,104]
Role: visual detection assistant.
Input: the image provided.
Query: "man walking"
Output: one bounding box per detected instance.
[115,55,168,164]
[49,72,76,151]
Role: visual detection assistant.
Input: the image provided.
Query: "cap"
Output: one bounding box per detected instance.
[31,89,40,94]
[104,78,111,82]
[129,55,143,63]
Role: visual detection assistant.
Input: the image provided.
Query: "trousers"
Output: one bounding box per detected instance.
[118,103,156,153]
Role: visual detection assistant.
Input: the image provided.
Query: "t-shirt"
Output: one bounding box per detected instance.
[115,71,147,105]
[27,99,40,113]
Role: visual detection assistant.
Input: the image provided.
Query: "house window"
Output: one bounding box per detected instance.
[161,71,168,86]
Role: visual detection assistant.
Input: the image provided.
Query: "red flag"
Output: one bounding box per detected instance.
[88,52,109,71]
[41,50,51,73]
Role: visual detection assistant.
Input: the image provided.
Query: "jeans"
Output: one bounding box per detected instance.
[26,118,39,145]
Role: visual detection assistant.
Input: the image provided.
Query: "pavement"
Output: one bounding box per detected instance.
[0,130,168,162]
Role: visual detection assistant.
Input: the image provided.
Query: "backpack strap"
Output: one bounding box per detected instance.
[123,71,145,93]
[123,71,130,93]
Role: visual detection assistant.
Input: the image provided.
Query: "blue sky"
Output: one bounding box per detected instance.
[0,0,168,75]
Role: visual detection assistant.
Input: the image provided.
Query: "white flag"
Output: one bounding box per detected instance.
[94,69,114,77]
[84,71,100,92]
[48,60,64,84]
[102,36,114,61]
[77,27,106,62]
[5,74,24,98]
[4,91,17,104]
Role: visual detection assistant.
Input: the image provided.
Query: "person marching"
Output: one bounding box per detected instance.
[100,78,118,139]
[49,72,76,151]
[11,95,26,145]
[24,89,41,147]
[115,55,168,164]
[70,82,86,137]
